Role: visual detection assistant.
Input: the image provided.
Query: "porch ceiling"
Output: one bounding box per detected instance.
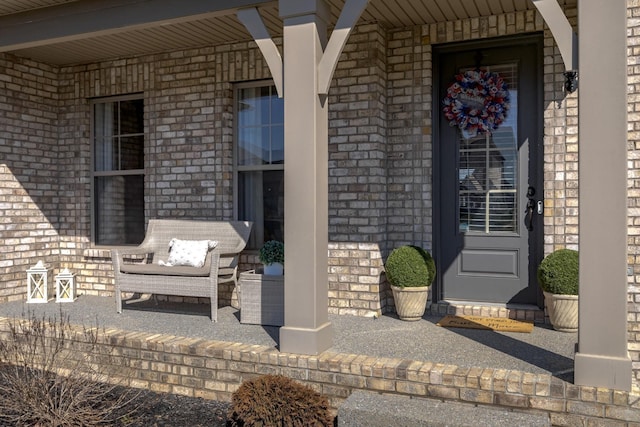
[1,0,577,66]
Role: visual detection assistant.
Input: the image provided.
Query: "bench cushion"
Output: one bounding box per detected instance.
[119,262,210,277]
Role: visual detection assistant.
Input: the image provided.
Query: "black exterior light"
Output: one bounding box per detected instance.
[564,70,578,93]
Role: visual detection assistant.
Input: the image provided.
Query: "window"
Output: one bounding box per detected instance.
[91,95,145,245]
[235,83,284,249]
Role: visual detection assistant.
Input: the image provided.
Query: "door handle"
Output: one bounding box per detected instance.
[525,199,535,231]
[524,186,537,231]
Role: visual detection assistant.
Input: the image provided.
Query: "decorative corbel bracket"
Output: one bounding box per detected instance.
[239,0,369,98]
[531,0,578,92]
[237,8,284,98]
[317,0,369,96]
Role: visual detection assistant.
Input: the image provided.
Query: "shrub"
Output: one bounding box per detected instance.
[385,245,436,288]
[537,249,579,295]
[228,374,333,426]
[259,240,284,265]
[0,309,141,426]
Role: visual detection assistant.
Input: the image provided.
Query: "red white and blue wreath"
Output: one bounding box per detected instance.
[443,69,510,139]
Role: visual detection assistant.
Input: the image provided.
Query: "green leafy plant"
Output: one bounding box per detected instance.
[259,240,284,265]
[385,245,436,288]
[228,374,333,426]
[537,248,579,295]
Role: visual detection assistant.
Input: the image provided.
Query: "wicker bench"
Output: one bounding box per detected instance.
[112,219,252,321]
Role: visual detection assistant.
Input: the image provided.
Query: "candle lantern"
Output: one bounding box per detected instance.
[55,268,76,303]
[26,261,52,303]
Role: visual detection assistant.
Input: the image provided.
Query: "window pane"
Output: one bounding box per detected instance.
[94,102,117,171]
[238,87,271,127]
[271,125,284,164]
[94,137,118,171]
[94,175,145,245]
[238,127,269,166]
[239,171,262,249]
[120,136,144,170]
[270,94,284,124]
[239,170,284,248]
[262,170,284,242]
[94,103,116,138]
[119,99,144,135]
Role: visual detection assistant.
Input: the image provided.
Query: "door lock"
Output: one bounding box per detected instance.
[537,200,543,215]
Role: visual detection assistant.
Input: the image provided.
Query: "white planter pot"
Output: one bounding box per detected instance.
[263,262,284,276]
[543,291,578,332]
[391,285,430,321]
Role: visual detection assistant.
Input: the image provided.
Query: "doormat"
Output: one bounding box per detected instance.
[437,315,534,333]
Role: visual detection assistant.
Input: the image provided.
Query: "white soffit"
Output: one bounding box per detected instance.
[3,0,577,66]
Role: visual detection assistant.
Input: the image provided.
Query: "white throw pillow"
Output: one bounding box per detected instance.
[165,239,218,268]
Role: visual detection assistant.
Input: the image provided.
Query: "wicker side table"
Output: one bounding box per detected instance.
[239,269,284,326]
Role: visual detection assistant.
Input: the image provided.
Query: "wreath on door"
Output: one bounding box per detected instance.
[442,69,510,139]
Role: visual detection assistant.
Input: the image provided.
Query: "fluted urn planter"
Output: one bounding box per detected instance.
[391,285,430,321]
[543,291,578,332]
[385,245,436,322]
[537,249,579,333]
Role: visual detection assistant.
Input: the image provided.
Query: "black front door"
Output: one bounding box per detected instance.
[435,36,543,305]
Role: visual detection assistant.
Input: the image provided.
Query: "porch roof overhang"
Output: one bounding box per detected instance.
[0,0,577,66]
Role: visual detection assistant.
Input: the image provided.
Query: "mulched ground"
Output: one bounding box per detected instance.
[118,390,231,427]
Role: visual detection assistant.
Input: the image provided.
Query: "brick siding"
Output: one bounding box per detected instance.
[0,54,59,302]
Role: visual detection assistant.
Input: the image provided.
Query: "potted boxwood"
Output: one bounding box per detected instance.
[537,248,578,332]
[385,245,436,321]
[259,240,284,275]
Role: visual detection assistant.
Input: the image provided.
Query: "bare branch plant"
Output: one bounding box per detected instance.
[0,309,141,426]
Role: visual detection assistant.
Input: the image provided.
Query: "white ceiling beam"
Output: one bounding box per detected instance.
[0,0,273,52]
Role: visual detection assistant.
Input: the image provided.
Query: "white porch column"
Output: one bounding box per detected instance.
[574,0,632,391]
[279,0,333,354]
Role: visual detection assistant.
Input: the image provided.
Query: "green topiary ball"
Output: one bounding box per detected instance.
[385,245,436,288]
[537,249,579,295]
[259,240,284,265]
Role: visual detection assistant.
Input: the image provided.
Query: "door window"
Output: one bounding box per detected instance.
[457,64,518,234]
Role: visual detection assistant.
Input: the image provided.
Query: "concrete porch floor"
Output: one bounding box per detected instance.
[0,294,575,378]
[2,295,639,425]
